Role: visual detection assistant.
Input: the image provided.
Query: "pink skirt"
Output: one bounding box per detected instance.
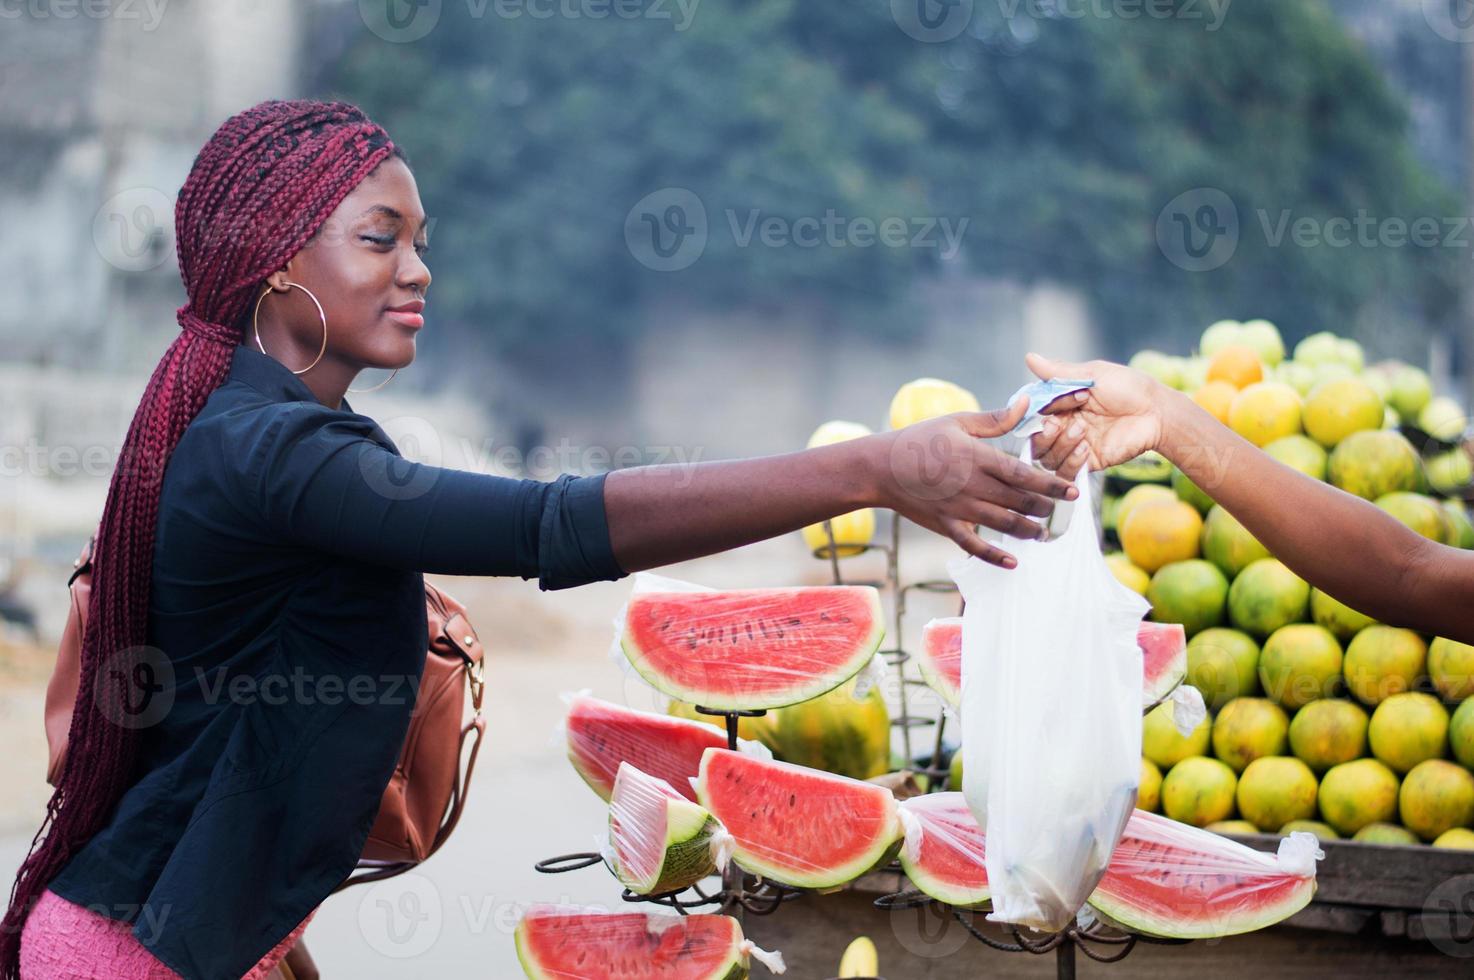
[19,887,315,979]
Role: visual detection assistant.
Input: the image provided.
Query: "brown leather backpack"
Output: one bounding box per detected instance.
[43,533,487,893]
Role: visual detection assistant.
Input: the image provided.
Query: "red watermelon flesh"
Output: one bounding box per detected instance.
[566,695,731,803]
[1088,809,1319,939]
[897,792,989,908]
[918,618,1185,709]
[1137,621,1187,707]
[515,905,749,979]
[621,587,884,710]
[695,748,901,890]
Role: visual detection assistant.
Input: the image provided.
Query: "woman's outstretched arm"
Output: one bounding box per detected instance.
[1024,353,1474,644]
[604,396,1088,573]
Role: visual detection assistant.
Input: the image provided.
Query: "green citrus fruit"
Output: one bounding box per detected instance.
[1287,699,1368,773]
[1211,697,1289,772]
[1309,588,1377,642]
[1399,759,1474,841]
[1317,758,1399,836]
[1230,560,1310,639]
[1162,756,1239,828]
[1186,628,1261,710]
[1147,560,1229,638]
[1343,626,1427,706]
[1237,756,1319,832]
[1327,430,1422,501]
[1258,623,1342,710]
[1368,693,1450,775]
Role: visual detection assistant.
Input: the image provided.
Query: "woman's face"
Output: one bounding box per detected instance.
[252,156,432,401]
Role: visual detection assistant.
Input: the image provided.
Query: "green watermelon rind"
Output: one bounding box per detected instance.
[1087,871,1316,939]
[620,588,885,711]
[694,749,903,891]
[514,911,750,980]
[899,851,990,910]
[613,810,721,896]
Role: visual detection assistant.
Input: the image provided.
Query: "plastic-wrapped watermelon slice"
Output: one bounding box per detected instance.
[619,584,885,710]
[896,792,989,909]
[1088,809,1322,939]
[515,904,785,978]
[919,617,1186,709]
[605,762,729,896]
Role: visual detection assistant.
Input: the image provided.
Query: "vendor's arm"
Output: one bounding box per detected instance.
[605,396,1086,573]
[1024,353,1474,643]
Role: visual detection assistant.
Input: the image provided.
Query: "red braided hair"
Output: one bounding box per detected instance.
[1,98,401,977]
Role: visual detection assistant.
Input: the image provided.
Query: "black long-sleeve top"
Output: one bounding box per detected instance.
[45,343,627,978]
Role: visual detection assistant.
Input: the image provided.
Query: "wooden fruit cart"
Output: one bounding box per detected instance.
[741,836,1474,978]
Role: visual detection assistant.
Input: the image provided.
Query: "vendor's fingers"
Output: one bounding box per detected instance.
[1040,389,1091,416]
[980,447,1079,500]
[946,520,1019,569]
[1053,441,1091,483]
[1037,422,1088,471]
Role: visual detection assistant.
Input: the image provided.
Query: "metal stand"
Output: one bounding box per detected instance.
[534,705,805,926]
[871,888,1192,977]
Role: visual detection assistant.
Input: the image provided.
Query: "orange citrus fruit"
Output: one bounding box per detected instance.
[1193,380,1239,424]
[1206,345,1265,389]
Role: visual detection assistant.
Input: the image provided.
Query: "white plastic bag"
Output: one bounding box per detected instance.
[950,453,1150,931]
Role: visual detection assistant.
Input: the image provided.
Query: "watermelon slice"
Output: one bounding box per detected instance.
[897,792,989,909]
[1088,809,1321,939]
[620,587,885,710]
[515,904,784,979]
[918,618,964,707]
[918,618,1186,709]
[608,763,722,895]
[694,747,902,890]
[566,695,736,803]
[1137,621,1188,707]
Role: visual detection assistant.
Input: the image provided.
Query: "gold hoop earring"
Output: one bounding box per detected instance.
[253,281,328,375]
[347,368,399,393]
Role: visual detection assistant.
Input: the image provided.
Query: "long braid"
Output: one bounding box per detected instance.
[1,99,400,977]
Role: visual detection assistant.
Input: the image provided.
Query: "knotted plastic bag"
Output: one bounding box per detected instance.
[950,453,1150,931]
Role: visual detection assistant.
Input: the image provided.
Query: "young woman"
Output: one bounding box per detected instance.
[3,100,1081,980]
[1025,352,1474,645]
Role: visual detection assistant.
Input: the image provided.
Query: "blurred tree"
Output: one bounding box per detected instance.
[313,0,1459,363]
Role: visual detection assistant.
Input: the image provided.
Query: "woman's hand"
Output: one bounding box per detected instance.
[875,395,1086,568]
[1023,352,1171,472]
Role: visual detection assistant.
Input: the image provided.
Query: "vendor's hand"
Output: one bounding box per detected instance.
[878,396,1082,568]
[1024,352,1169,472]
